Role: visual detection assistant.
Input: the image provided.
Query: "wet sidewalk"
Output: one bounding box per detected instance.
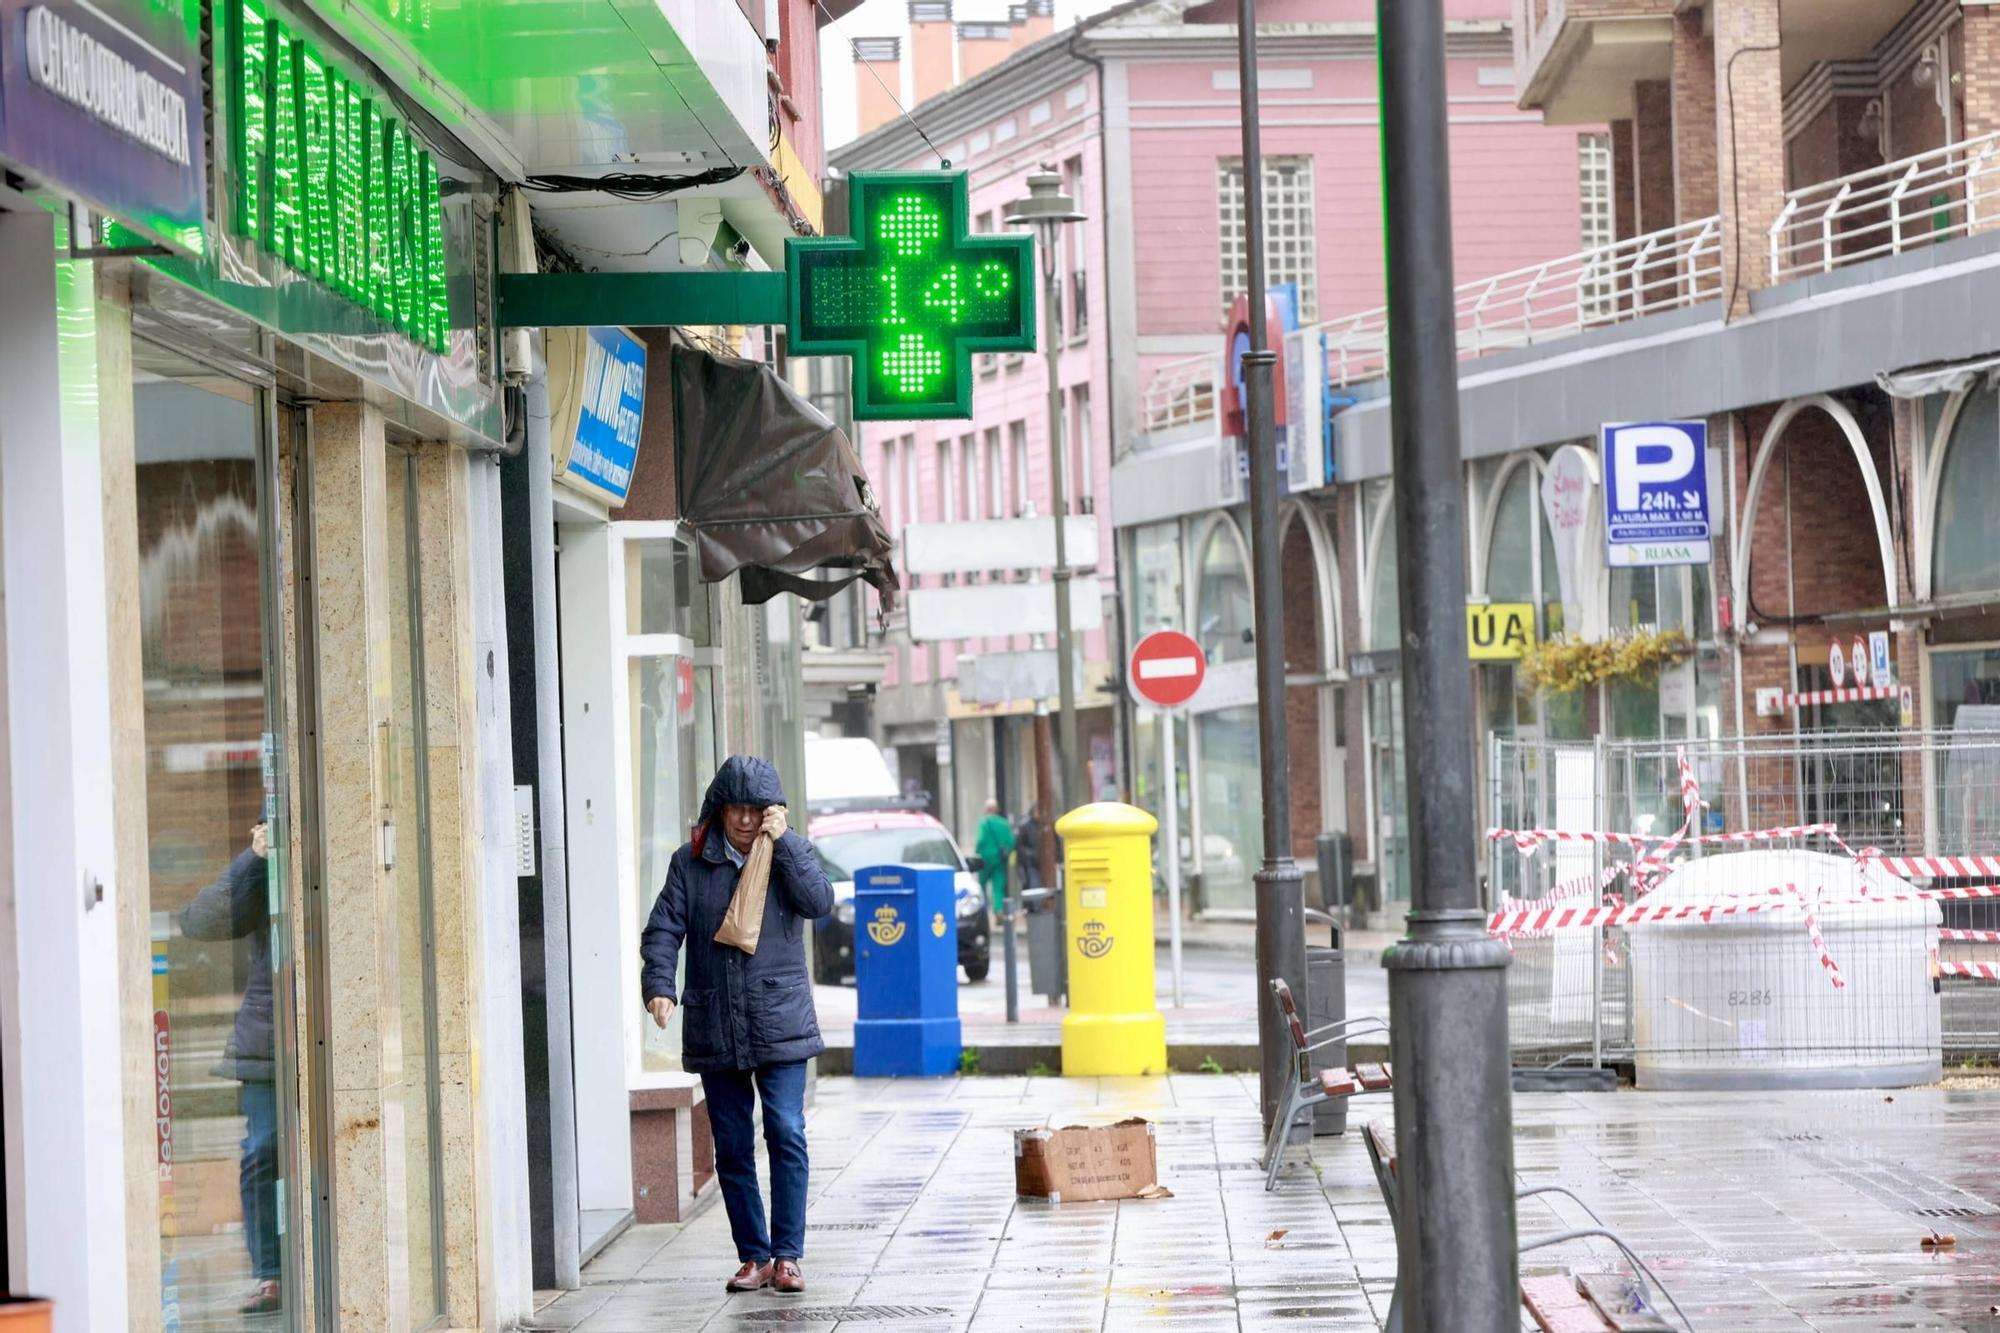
[528,1075,2000,1332]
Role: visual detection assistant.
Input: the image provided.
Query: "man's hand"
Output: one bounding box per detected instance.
[251,822,270,859]
[648,997,675,1029]
[761,805,788,842]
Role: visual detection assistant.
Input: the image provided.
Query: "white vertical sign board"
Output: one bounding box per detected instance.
[1542,443,1606,639]
[1601,420,1711,568]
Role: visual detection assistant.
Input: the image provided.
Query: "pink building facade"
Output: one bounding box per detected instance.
[828,0,1598,912]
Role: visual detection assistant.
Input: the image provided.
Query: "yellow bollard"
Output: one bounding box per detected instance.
[1056,802,1167,1076]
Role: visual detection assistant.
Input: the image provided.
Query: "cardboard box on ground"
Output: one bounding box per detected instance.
[1013,1118,1173,1202]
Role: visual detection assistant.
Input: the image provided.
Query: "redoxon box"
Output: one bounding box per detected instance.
[1013,1118,1172,1202]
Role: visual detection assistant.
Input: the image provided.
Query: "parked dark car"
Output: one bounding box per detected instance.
[807,806,991,984]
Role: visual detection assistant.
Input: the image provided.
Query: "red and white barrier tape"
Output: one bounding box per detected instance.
[1799,894,1844,990]
[1783,685,1899,708]
[1490,822,1843,856]
[1487,882,2000,934]
[1858,853,2000,880]
[1938,960,2000,981]
[1940,928,2000,944]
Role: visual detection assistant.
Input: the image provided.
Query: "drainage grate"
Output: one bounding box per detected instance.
[736,1306,949,1324]
[1912,1206,1989,1219]
[807,1222,885,1231]
[1779,1132,1826,1142]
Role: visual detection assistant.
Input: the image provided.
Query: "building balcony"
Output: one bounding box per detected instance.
[1513,0,1676,123]
[1772,132,2000,282]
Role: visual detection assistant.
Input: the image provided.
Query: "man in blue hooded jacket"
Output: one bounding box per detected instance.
[642,755,835,1295]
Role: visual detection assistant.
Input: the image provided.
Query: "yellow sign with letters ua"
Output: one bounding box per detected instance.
[1467,603,1537,661]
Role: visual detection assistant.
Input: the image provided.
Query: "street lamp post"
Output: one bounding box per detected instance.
[1006,169,1086,1026]
[1231,0,1309,1135]
[1377,0,1519,1326]
[1006,169,1087,815]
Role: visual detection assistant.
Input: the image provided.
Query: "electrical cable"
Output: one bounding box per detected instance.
[814,0,952,168]
[519,167,744,200]
[1722,34,1785,323]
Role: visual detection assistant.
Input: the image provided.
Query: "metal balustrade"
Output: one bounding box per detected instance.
[1770,132,2000,282]
[1138,352,1222,436]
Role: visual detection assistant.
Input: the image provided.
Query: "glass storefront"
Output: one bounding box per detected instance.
[1192,518,1258,912]
[625,534,714,1075]
[135,341,299,1326]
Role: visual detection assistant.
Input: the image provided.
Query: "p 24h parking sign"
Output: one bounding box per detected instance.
[1601,420,1711,568]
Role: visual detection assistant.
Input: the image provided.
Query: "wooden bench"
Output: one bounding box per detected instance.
[1364,1118,1687,1333]
[1261,977,1393,1190]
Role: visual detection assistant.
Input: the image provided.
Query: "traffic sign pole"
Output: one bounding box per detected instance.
[1129,629,1208,1011]
[1163,714,1182,1008]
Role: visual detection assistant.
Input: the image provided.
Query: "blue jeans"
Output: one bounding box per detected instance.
[701,1062,809,1264]
[240,1082,282,1282]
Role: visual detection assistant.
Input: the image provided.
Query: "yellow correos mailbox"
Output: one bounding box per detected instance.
[1056,802,1167,1077]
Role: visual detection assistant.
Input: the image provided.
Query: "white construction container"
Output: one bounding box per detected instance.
[1629,850,1941,1090]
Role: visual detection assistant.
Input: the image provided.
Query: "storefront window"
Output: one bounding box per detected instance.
[1367,486,1399,653]
[623,534,713,1074]
[1932,646,2000,849]
[1192,518,1258,911]
[1935,385,2000,598]
[1131,522,1184,634]
[1933,647,2000,732]
[137,346,299,1323]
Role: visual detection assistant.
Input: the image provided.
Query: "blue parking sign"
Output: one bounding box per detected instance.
[1601,420,1711,568]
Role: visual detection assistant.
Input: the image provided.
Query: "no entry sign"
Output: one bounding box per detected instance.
[1128,630,1207,709]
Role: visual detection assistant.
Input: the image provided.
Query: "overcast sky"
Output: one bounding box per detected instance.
[817,0,1127,151]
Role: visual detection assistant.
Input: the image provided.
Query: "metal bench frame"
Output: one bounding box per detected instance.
[1261,977,1391,1191]
[1364,1118,1695,1332]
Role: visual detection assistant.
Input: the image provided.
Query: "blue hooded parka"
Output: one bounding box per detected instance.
[640,755,835,1071]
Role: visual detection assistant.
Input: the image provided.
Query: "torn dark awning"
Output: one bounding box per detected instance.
[673,343,899,611]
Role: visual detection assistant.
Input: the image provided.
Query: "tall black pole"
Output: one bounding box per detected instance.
[1377,1,1518,1327]
[1235,0,1307,1133]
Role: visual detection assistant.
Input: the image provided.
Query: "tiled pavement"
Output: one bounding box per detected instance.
[529,1075,2000,1332]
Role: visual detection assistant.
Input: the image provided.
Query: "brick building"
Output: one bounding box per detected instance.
[1308,0,2000,914]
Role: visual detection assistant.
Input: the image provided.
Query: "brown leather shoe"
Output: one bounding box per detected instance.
[726,1261,774,1292]
[772,1259,805,1294]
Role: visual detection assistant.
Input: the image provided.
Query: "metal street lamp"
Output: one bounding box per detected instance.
[1005,168,1086,819]
[1004,167,1086,1025]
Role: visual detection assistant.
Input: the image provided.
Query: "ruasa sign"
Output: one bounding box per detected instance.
[787,172,1034,420]
[229,0,451,351]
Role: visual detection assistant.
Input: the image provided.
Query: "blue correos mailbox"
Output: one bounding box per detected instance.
[853,864,961,1076]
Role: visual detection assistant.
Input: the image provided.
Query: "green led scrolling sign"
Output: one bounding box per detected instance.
[786,172,1034,420]
[228,0,450,352]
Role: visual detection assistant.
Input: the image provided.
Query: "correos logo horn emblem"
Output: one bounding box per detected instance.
[866,904,906,946]
[931,912,947,938]
[1075,919,1115,959]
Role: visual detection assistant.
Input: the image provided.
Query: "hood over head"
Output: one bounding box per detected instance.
[693,755,788,854]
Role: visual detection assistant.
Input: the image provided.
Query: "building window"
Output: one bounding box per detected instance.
[965,433,984,523]
[976,211,999,376]
[1218,155,1317,321]
[937,438,957,523]
[1011,420,1032,516]
[1577,132,1616,318]
[983,427,1003,519]
[903,433,920,534]
[879,437,898,532]
[1065,155,1088,340]
[1071,385,1094,516]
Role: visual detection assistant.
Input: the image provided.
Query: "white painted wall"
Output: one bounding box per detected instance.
[556,521,634,1212]
[0,208,132,1327]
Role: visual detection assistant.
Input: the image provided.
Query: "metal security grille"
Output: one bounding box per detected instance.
[1576,133,1615,319]
[1218,156,1317,321]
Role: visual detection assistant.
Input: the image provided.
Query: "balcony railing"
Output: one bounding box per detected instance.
[1319,216,1721,387]
[1770,132,2000,282]
[1140,353,1220,435]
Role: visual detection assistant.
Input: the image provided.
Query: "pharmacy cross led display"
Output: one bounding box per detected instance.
[787,172,1035,421]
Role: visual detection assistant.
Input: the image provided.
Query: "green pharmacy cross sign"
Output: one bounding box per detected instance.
[787,173,1034,420]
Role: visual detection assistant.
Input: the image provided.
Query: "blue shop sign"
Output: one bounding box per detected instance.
[1601,420,1711,569]
[0,0,207,253]
[561,326,646,505]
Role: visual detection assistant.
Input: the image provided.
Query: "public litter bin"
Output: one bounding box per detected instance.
[1055,803,1167,1076]
[1315,832,1353,917]
[1023,886,1065,1003]
[853,864,961,1076]
[1305,918,1348,1135]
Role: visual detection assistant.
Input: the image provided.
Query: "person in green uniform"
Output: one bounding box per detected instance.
[974,798,1016,918]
